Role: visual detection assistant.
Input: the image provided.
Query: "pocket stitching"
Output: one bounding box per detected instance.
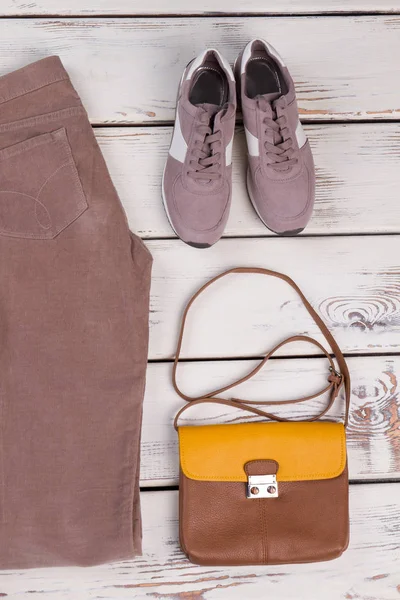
[0,130,56,163]
[0,106,86,134]
[0,190,52,232]
[0,128,88,239]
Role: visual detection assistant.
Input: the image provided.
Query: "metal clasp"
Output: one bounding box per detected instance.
[247,474,278,499]
[329,366,342,381]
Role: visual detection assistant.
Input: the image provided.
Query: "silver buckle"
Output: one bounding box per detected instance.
[247,474,278,499]
[329,366,342,381]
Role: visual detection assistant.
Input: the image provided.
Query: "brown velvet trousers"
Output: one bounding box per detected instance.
[0,57,152,568]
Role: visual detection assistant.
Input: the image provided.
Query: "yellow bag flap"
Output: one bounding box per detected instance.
[179,421,346,482]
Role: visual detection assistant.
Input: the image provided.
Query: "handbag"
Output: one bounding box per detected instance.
[173,267,351,566]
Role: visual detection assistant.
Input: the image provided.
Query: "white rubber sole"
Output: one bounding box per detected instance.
[161,163,179,238]
[246,169,273,231]
[161,62,191,241]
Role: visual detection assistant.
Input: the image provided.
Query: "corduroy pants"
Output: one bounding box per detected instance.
[0,56,152,568]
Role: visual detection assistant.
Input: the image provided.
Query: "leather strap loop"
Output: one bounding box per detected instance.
[173,267,351,429]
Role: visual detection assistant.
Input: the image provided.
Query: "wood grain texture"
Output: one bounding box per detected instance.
[97,123,400,238]
[1,0,400,15]
[141,356,400,485]
[0,4,398,599]
[2,486,399,599]
[0,17,400,123]
[145,237,400,360]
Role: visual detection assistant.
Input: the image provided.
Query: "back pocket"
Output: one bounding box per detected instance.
[0,128,87,239]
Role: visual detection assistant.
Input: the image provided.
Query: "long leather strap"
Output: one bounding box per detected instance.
[173,267,351,429]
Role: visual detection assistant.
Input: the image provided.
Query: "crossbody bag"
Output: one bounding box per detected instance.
[173,267,351,566]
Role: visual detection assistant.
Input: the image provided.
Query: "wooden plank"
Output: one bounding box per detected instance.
[2,0,400,16]
[4,485,399,599]
[0,17,399,123]
[97,124,400,238]
[141,356,400,486]
[145,236,400,360]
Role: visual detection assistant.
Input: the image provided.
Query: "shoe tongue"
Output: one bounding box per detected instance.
[258,92,282,104]
[198,102,220,117]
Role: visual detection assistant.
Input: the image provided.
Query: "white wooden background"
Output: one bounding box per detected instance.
[1,2,400,599]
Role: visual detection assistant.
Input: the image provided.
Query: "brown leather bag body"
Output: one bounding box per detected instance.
[173,268,351,566]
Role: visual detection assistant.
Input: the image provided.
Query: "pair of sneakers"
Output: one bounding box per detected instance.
[162,39,315,248]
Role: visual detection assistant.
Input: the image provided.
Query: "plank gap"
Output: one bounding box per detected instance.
[91,118,400,128]
[143,232,400,242]
[139,480,400,493]
[148,351,400,364]
[140,485,179,492]
[1,11,400,18]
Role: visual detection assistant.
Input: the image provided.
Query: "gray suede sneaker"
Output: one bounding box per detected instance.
[235,39,315,235]
[162,49,236,248]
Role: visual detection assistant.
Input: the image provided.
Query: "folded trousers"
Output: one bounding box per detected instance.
[0,56,153,568]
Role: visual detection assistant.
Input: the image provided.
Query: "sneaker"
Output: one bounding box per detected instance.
[162,49,236,248]
[235,39,315,235]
